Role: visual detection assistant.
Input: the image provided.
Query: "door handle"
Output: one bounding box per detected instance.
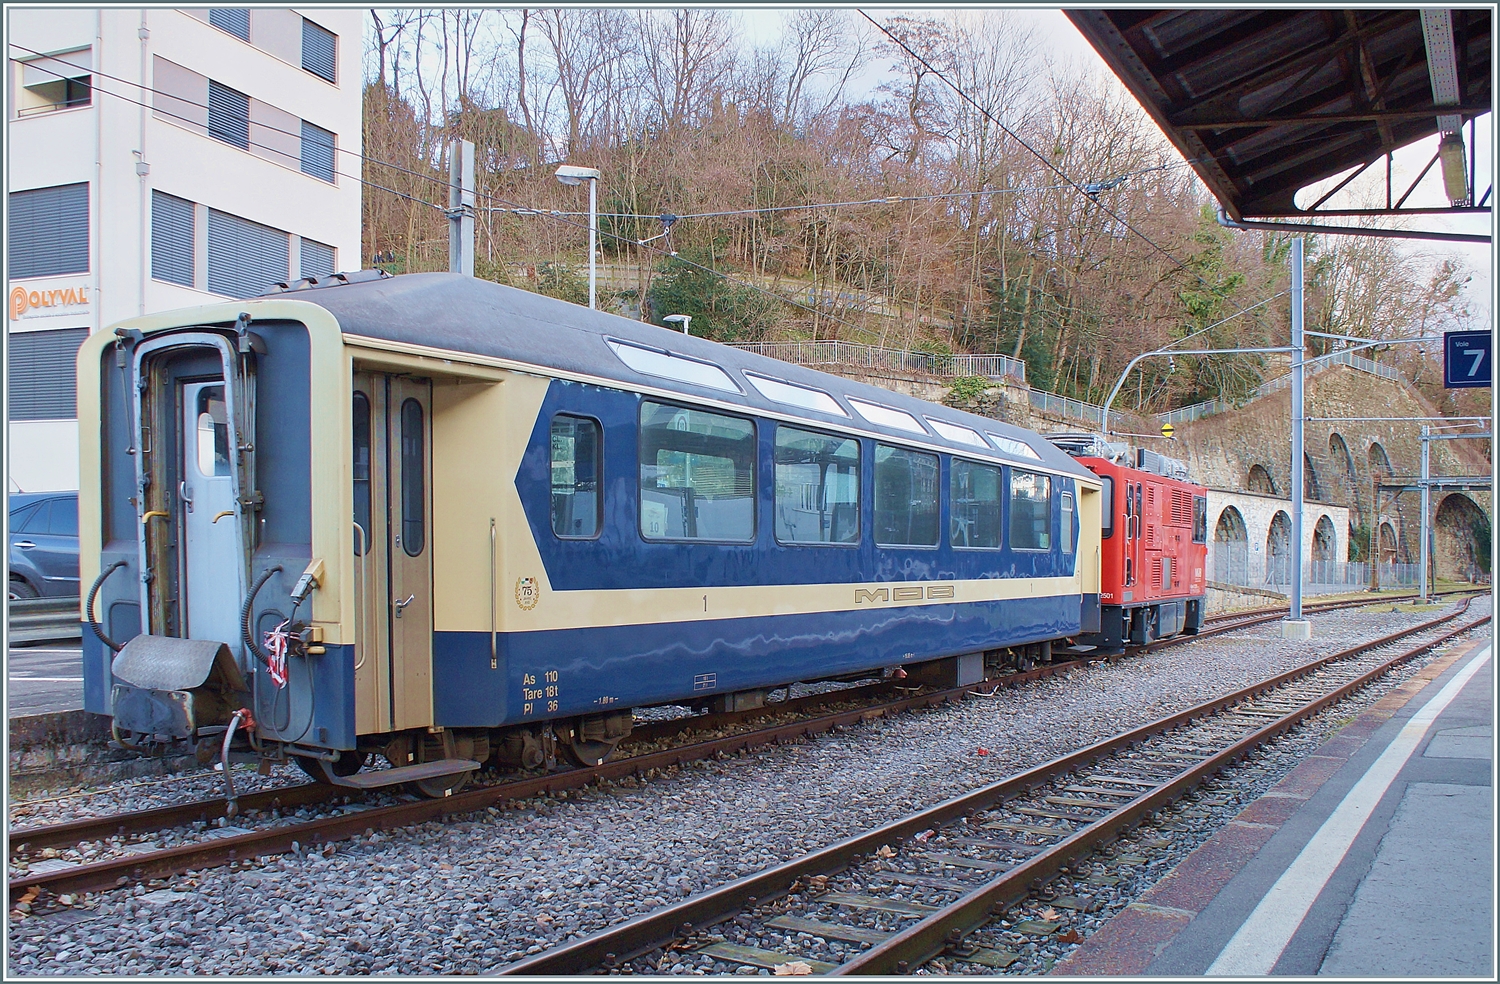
[394,594,415,617]
[179,481,194,512]
[15,541,35,549]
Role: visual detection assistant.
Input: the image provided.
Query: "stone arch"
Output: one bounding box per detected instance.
[1213,506,1249,584]
[1266,510,1293,584]
[1312,514,1336,562]
[1367,441,1394,482]
[1304,452,1323,501]
[1378,521,1400,563]
[1329,432,1357,485]
[1434,493,1490,581]
[1247,463,1277,495]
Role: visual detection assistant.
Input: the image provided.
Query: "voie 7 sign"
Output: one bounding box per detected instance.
[1444,331,1491,389]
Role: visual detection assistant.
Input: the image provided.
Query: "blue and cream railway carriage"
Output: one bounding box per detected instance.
[80,271,1102,794]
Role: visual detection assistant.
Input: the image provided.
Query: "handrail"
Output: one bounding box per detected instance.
[352,522,367,671]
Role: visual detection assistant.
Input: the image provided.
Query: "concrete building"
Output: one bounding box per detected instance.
[7,7,363,492]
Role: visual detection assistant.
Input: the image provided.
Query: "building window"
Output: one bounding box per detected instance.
[1009,470,1052,551]
[151,191,195,287]
[16,48,91,116]
[874,444,939,547]
[300,238,335,280]
[300,120,335,182]
[639,401,755,542]
[774,426,859,545]
[8,183,88,279]
[301,18,337,83]
[208,8,251,42]
[7,328,88,420]
[951,459,1002,548]
[207,80,249,149]
[207,209,288,298]
[550,416,602,538]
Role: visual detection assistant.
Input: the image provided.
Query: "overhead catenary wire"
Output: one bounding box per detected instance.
[15,41,861,331]
[466,183,886,338]
[476,159,1202,221]
[858,11,1260,314]
[10,43,447,214]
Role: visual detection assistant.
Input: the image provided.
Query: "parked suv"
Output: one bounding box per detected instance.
[8,492,80,599]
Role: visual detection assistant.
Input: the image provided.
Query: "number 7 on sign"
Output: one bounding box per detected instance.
[1467,347,1486,377]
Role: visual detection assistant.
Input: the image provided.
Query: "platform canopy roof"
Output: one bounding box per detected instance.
[1066,8,1492,219]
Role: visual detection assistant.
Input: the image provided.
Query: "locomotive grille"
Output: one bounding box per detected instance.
[1170,489,1193,526]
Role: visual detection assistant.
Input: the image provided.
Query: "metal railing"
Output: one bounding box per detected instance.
[1155,349,1404,426]
[729,340,1026,382]
[1028,388,1105,425]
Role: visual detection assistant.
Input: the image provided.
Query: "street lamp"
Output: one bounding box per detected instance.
[662,314,692,335]
[555,164,601,310]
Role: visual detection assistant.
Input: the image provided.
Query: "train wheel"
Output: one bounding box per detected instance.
[410,771,472,798]
[560,737,619,768]
[405,732,473,798]
[297,751,367,783]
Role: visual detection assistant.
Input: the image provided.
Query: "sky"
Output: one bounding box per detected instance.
[736,6,1494,326]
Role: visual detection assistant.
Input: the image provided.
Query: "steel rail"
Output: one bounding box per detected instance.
[496,602,1479,975]
[835,612,1488,974]
[6,684,989,904]
[9,590,1470,862]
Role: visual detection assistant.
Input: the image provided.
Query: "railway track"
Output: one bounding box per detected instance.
[496,601,1485,976]
[7,590,1478,909]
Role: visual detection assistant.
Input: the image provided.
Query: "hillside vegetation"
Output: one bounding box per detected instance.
[360,9,1486,420]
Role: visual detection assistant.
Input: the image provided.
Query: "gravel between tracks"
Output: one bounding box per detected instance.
[6,598,1488,975]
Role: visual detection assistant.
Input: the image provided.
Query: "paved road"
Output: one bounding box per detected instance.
[7,644,85,717]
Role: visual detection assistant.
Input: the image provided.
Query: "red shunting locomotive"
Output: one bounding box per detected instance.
[1049,435,1209,650]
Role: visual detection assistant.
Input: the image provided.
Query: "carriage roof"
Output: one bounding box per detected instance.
[271,271,1094,481]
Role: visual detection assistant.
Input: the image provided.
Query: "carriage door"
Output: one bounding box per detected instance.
[353,372,434,734]
[180,381,242,645]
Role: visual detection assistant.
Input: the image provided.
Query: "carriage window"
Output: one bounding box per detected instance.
[874,444,939,546]
[400,398,424,556]
[774,426,859,544]
[1009,470,1051,550]
[639,401,755,541]
[352,391,371,555]
[1061,492,1074,554]
[1192,495,1208,544]
[951,459,1002,548]
[551,415,601,538]
[195,386,230,477]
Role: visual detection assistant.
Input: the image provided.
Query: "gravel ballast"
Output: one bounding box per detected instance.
[6,597,1488,975]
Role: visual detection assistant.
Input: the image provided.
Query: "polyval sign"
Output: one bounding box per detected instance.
[9,284,91,321]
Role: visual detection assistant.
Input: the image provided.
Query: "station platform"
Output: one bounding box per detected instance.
[1055,636,1494,977]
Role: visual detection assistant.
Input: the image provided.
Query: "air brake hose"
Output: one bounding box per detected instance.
[240,565,284,668]
[86,560,128,653]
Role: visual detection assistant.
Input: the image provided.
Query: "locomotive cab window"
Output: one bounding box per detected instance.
[1009,470,1051,551]
[874,445,939,547]
[639,401,755,542]
[1099,476,1114,538]
[951,459,1002,548]
[1192,494,1208,544]
[551,415,602,538]
[1060,491,1074,554]
[774,426,859,545]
